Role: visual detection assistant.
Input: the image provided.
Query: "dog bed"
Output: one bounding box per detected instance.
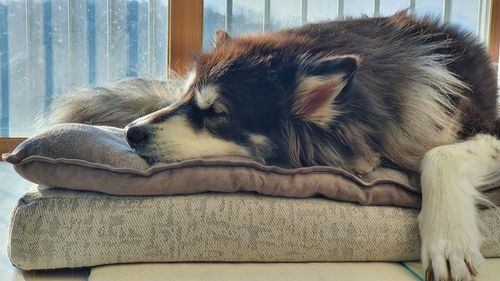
[5,124,500,208]
[8,186,500,270]
[5,124,500,270]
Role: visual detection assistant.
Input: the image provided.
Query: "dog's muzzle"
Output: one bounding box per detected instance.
[125,125,150,148]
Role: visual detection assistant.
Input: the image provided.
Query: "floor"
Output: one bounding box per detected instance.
[1,162,499,281]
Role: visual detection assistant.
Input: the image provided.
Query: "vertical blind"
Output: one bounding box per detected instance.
[0,0,168,136]
[0,0,495,136]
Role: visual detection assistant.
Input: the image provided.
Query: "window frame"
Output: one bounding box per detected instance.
[490,0,499,63]
[1,0,499,155]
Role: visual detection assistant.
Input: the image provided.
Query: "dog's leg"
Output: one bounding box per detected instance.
[419,133,500,281]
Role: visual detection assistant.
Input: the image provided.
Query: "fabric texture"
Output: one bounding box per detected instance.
[8,187,500,270]
[4,124,500,208]
[4,123,499,208]
[88,263,421,281]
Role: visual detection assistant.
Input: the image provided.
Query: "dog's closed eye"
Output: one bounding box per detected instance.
[213,102,228,115]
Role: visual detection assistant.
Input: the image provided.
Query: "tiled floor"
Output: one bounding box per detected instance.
[1,162,499,281]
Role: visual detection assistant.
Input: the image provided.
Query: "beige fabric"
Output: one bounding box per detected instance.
[3,123,425,208]
[5,124,500,208]
[89,263,418,281]
[8,187,500,270]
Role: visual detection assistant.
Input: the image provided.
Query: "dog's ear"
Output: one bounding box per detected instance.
[214,29,231,48]
[292,55,360,125]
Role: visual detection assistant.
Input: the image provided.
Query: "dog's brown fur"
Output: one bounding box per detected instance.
[124,12,497,174]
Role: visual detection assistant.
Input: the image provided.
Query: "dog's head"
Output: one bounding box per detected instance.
[125,30,359,166]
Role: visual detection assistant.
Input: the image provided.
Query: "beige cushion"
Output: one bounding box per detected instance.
[0,124,433,208]
[5,124,500,208]
[8,187,500,270]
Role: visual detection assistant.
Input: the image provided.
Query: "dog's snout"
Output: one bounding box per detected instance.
[125,125,150,145]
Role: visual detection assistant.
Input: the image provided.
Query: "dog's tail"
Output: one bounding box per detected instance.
[47,78,183,128]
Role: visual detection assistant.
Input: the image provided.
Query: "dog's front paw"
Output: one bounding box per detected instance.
[422,238,484,281]
[350,152,381,175]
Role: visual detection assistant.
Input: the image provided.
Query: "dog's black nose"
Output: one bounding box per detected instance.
[125,125,150,145]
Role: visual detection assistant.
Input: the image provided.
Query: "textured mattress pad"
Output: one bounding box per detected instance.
[8,186,500,270]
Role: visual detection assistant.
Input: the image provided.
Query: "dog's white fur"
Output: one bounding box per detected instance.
[195,84,220,109]
[382,54,467,171]
[133,115,250,161]
[420,134,499,281]
[184,70,197,93]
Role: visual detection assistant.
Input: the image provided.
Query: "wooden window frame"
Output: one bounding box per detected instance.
[168,0,203,76]
[1,0,499,156]
[0,138,27,155]
[490,0,500,63]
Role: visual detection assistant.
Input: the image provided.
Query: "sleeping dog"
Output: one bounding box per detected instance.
[52,12,498,281]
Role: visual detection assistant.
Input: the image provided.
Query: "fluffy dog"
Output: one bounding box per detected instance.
[52,12,498,281]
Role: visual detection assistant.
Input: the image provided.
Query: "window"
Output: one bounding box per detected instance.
[0,0,168,136]
[0,0,498,141]
[203,0,493,48]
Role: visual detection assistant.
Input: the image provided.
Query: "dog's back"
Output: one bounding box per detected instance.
[297,13,498,137]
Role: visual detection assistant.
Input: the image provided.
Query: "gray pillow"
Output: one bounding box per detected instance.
[4,123,500,208]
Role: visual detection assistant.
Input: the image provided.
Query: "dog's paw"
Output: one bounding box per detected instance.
[422,239,484,281]
[350,152,381,175]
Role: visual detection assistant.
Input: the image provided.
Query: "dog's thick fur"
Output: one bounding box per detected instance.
[50,13,498,281]
[49,78,184,128]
